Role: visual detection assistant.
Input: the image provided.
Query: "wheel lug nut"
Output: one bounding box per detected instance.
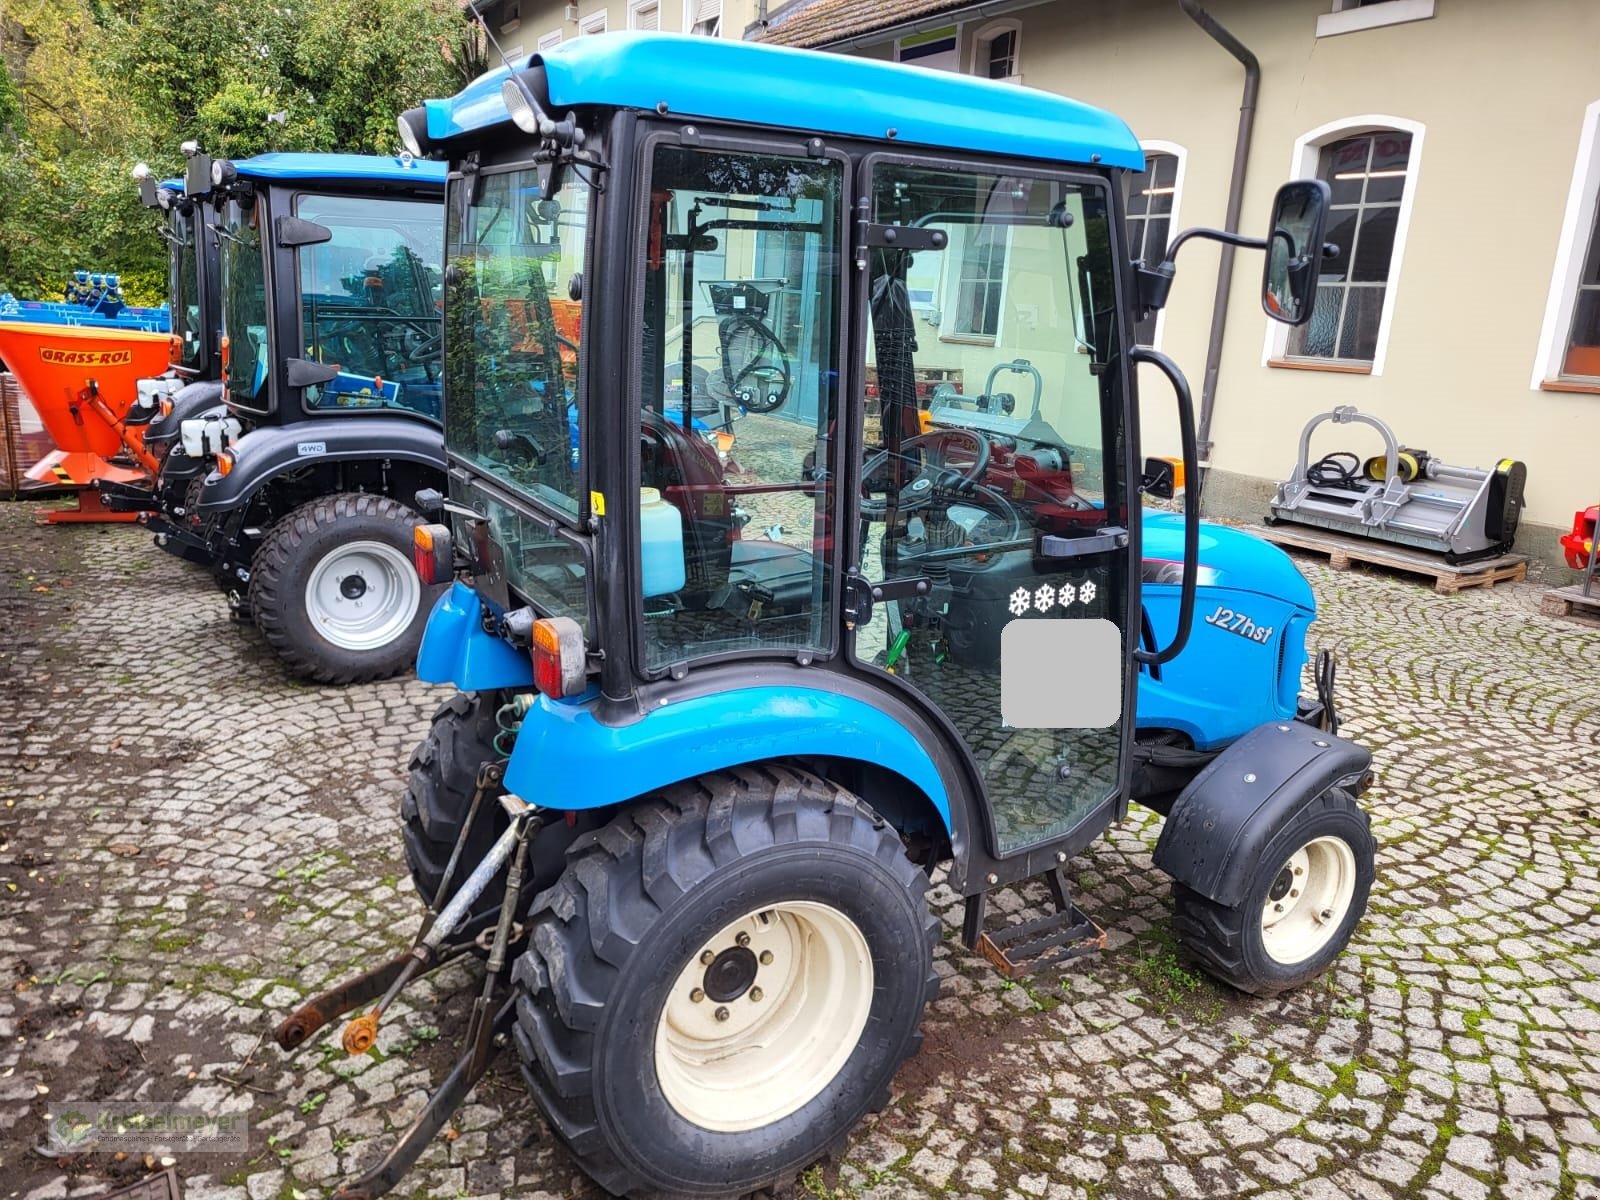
[700,950,715,965]
[689,988,704,1003]
[759,950,773,965]
[1294,867,1303,876]
[1274,903,1284,912]
[1290,889,1299,898]
[736,932,751,947]
[714,1006,730,1022]
[749,987,763,1002]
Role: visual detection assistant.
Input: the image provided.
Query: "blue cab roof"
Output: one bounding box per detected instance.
[232,153,447,188]
[425,32,1143,171]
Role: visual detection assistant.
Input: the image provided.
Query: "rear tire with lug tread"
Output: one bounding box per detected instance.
[249,492,440,683]
[401,691,521,939]
[1172,786,1373,997]
[510,764,939,1199]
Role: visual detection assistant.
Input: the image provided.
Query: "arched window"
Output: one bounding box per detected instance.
[1264,116,1424,375]
[1124,143,1185,347]
[972,19,1021,82]
[1531,100,1600,389]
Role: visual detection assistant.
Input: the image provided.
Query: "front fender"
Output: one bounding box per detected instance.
[417,582,536,691]
[1152,720,1370,906]
[196,415,444,514]
[503,684,953,834]
[144,379,225,451]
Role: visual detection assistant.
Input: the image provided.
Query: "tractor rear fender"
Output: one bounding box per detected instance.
[195,416,444,515]
[417,582,538,693]
[497,676,959,852]
[1152,719,1371,907]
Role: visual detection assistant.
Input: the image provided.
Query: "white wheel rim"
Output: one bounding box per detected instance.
[653,902,873,1133]
[1260,835,1358,965]
[303,539,421,652]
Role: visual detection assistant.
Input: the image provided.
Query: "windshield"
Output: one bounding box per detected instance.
[169,206,203,372]
[296,193,445,420]
[444,168,590,519]
[220,197,269,412]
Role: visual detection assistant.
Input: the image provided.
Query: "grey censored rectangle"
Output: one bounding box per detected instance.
[1001,618,1122,729]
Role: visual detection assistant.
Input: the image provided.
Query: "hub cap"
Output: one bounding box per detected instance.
[654,902,873,1133]
[303,540,421,652]
[1260,836,1358,965]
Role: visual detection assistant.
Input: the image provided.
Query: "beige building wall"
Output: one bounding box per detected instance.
[484,0,757,52]
[774,0,1600,564]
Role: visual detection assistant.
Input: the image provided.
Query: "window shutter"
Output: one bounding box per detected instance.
[694,0,720,22]
[635,2,658,28]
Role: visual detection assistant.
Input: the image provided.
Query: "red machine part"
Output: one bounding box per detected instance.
[1560,506,1597,571]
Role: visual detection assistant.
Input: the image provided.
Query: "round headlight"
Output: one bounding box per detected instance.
[132,162,151,181]
[211,159,237,187]
[396,107,426,159]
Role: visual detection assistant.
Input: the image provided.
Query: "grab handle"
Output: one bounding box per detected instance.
[1131,347,1199,666]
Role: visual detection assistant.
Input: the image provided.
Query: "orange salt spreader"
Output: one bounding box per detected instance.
[0,321,179,522]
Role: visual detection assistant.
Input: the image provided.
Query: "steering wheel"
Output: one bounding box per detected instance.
[860,428,991,518]
[403,324,443,363]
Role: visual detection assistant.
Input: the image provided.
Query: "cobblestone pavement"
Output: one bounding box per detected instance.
[3,499,1599,1200]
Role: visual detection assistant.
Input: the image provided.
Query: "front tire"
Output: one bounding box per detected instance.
[250,493,439,683]
[511,766,939,1199]
[1172,786,1374,997]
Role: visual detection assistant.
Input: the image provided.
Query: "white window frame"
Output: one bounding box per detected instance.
[1129,140,1186,351]
[578,10,607,35]
[538,29,563,49]
[684,0,722,36]
[1261,114,1425,377]
[970,18,1022,84]
[629,0,659,30]
[936,223,1010,345]
[1316,0,1436,38]
[1530,99,1600,389]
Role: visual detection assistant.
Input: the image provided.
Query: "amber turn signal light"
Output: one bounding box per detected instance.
[530,616,586,699]
[412,522,452,586]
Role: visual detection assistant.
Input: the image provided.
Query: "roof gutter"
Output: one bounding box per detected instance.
[1178,0,1258,498]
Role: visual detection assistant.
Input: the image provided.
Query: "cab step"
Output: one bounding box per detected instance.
[962,867,1105,978]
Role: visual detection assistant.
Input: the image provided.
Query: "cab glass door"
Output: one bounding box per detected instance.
[851,158,1130,856]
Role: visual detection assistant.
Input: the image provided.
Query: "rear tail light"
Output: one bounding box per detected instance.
[412,523,452,586]
[531,616,586,699]
[215,449,234,476]
[220,334,231,373]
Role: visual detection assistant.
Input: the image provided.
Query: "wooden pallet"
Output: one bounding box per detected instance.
[1249,522,1528,595]
[1540,584,1600,628]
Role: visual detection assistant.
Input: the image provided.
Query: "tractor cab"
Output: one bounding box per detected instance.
[276,33,1374,1200]
[140,154,454,683]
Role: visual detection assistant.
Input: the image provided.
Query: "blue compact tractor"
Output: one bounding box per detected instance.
[276,32,1374,1200]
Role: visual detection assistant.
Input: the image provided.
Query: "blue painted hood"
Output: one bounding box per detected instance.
[1143,512,1314,610]
[426,32,1143,170]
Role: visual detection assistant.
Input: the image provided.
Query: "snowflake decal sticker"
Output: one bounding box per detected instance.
[1034,584,1056,611]
[1080,581,1098,604]
[1058,582,1077,607]
[1009,587,1031,616]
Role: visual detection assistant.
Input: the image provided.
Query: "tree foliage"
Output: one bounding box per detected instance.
[0,0,476,304]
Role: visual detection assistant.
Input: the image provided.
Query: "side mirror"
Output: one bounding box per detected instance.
[1140,456,1176,500]
[276,216,333,248]
[1262,179,1332,327]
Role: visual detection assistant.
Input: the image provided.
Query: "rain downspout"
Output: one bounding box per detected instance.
[1178,0,1258,501]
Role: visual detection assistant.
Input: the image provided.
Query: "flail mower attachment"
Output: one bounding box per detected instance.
[275,769,539,1200]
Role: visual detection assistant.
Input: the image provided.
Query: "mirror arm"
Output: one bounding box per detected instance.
[1135,226,1270,316]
